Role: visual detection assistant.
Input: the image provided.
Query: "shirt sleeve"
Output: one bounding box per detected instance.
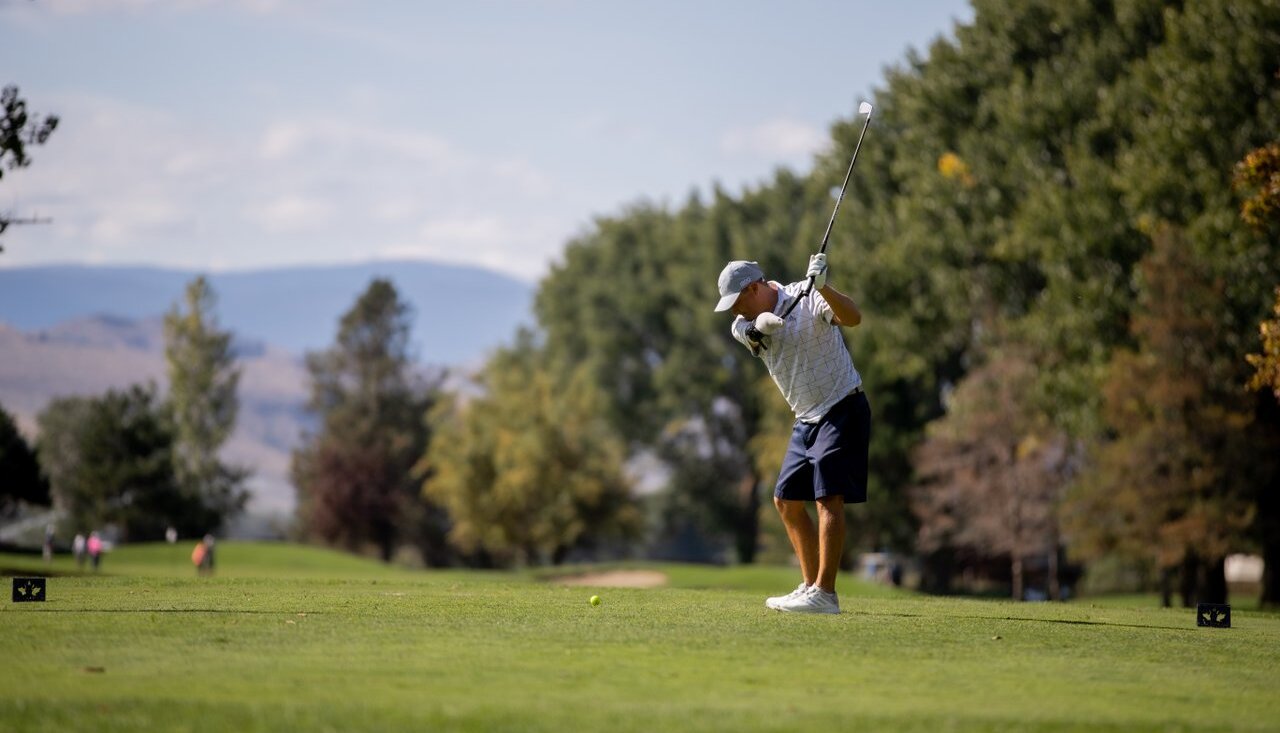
[730,317,765,357]
[812,290,835,324]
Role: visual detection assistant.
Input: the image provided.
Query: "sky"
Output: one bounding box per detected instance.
[1,0,973,282]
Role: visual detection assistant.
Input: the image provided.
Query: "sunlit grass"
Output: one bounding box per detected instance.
[2,542,1278,732]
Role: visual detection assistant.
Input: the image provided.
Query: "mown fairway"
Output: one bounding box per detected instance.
[2,543,1278,733]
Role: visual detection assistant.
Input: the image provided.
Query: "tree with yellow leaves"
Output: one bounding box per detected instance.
[421,331,642,566]
[1247,288,1280,402]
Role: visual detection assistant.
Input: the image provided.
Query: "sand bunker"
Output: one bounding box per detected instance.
[553,570,668,588]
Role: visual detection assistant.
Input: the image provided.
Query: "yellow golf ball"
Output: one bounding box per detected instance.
[590,595,601,607]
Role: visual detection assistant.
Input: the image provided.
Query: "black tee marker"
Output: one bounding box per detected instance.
[12,577,47,603]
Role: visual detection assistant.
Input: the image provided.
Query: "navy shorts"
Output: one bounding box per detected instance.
[774,390,871,503]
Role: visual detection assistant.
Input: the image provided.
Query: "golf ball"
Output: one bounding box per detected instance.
[590,595,601,607]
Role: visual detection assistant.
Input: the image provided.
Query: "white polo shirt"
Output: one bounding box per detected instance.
[731,281,862,423]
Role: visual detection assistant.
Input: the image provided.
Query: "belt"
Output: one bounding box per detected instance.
[832,385,863,409]
[800,386,865,425]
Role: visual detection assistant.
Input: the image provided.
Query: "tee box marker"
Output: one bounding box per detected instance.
[12,577,46,603]
[1196,603,1230,628]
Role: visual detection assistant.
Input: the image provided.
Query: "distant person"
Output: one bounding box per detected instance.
[191,539,207,575]
[165,526,178,544]
[195,534,216,576]
[87,531,103,572]
[43,524,55,563]
[715,256,870,614]
[73,532,86,569]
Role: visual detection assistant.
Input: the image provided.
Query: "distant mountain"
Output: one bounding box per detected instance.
[0,317,310,517]
[0,261,535,365]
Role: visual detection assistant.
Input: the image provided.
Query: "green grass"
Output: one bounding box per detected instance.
[2,544,1278,732]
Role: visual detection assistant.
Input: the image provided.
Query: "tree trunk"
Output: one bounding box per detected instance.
[1262,537,1280,608]
[734,473,760,564]
[1160,566,1174,608]
[1179,552,1200,607]
[922,549,955,594]
[1048,546,1061,601]
[552,545,569,566]
[1202,555,1228,604]
[1011,553,1024,601]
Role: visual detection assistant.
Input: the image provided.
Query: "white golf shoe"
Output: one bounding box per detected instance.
[765,583,810,610]
[773,585,840,614]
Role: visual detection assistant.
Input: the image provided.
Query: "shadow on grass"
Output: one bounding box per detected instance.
[1,566,83,578]
[6,608,321,614]
[865,610,1196,633]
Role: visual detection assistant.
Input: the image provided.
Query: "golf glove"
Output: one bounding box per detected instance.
[753,312,785,336]
[807,253,828,290]
[732,319,768,356]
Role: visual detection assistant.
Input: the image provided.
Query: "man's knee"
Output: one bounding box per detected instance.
[816,495,845,518]
[774,496,807,518]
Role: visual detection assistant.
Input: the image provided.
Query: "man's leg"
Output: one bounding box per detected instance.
[775,497,818,585]
[815,495,846,593]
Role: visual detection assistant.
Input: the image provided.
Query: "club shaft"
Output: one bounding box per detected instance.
[776,109,874,321]
[817,112,873,256]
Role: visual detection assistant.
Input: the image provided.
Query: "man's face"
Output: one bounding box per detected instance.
[730,280,770,320]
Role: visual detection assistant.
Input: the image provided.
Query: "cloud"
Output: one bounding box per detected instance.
[250,195,333,233]
[257,118,461,169]
[5,92,573,280]
[32,0,291,15]
[720,118,828,160]
[377,214,568,277]
[417,217,507,245]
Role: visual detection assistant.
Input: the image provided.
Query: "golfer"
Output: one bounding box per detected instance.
[714,254,870,614]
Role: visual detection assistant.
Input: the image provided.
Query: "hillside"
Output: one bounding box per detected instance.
[0,261,534,364]
[0,317,310,516]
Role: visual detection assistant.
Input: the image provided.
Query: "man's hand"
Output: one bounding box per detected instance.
[733,319,769,355]
[753,312,785,336]
[807,253,828,291]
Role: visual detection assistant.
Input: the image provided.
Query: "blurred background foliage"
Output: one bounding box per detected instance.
[496,0,1280,604]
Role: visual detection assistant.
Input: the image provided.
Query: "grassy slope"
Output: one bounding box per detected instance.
[2,543,1277,733]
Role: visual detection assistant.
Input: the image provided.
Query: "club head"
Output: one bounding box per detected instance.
[859,101,874,117]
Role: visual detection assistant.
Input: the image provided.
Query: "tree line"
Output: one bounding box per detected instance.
[483,0,1280,605]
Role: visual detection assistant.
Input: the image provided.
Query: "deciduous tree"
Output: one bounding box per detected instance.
[422,332,641,566]
[1065,229,1259,606]
[0,84,58,242]
[36,385,193,540]
[913,349,1074,600]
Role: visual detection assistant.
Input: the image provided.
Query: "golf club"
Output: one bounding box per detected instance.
[746,101,874,345]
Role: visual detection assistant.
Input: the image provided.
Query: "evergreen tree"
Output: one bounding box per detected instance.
[0,403,49,518]
[291,279,444,563]
[163,276,248,533]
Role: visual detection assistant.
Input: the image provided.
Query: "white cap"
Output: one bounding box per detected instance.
[714,260,764,312]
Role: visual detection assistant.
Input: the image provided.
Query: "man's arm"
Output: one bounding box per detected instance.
[730,317,767,356]
[818,284,862,327]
